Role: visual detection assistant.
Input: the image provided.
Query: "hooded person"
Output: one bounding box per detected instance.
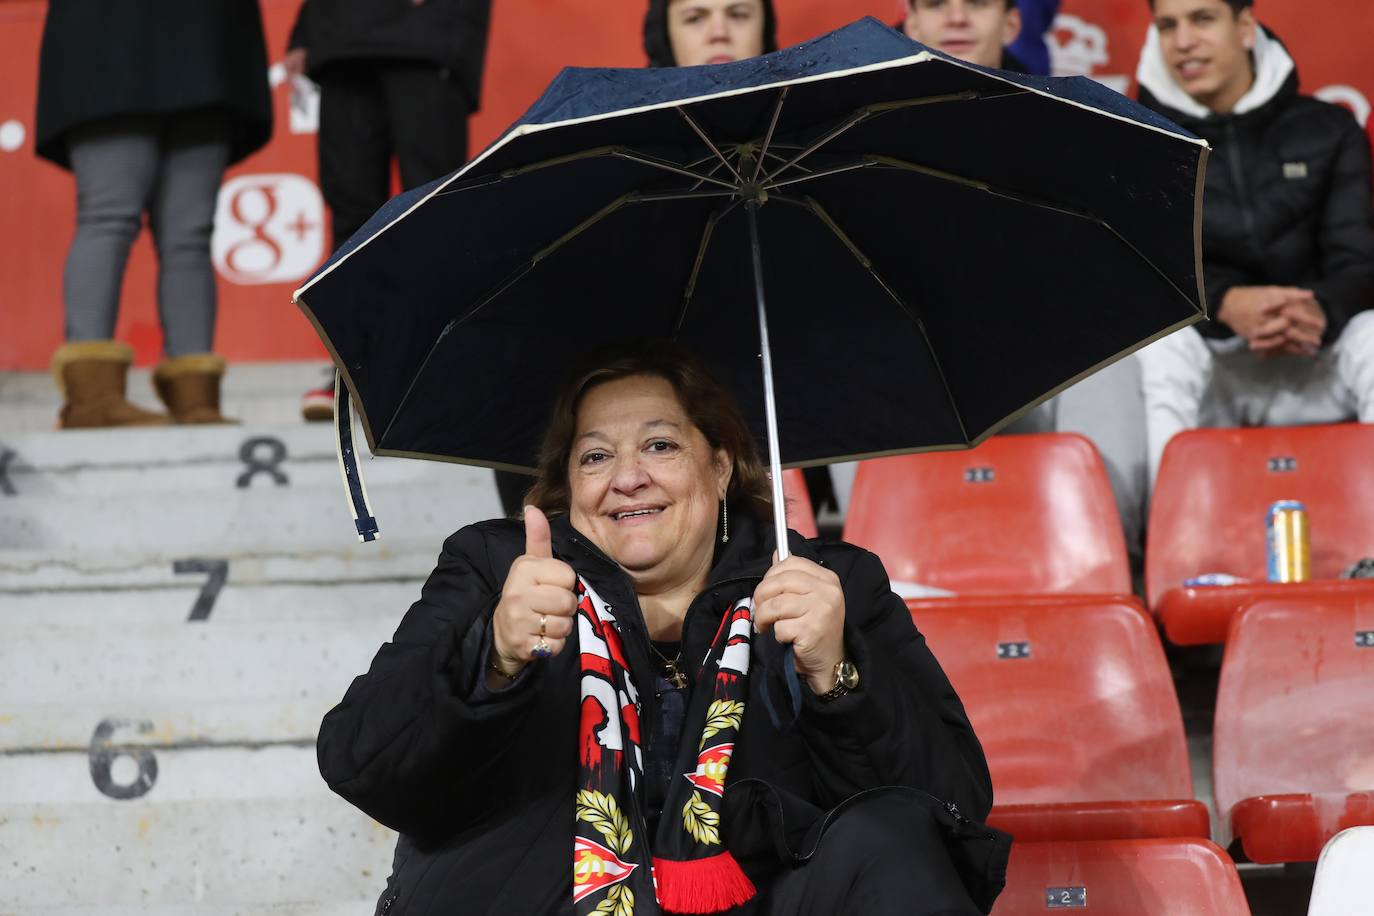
[1133,0,1374,488]
[1005,0,1060,76]
[644,0,777,68]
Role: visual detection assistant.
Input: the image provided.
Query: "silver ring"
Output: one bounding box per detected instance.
[539,614,548,638]
[531,638,552,660]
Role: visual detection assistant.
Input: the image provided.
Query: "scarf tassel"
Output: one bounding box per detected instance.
[652,851,757,914]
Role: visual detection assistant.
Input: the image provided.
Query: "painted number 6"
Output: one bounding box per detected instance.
[89,718,158,800]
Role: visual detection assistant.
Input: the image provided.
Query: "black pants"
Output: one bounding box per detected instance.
[316,59,471,246]
[759,794,981,916]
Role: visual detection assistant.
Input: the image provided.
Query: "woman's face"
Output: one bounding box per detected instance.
[667,0,765,67]
[569,373,732,593]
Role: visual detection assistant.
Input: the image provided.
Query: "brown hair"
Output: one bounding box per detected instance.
[524,340,773,521]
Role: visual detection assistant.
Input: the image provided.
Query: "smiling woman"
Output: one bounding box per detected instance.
[315,339,1005,915]
[530,360,766,650]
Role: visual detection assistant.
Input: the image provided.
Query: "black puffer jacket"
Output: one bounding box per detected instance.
[1137,26,1374,344]
[316,510,991,915]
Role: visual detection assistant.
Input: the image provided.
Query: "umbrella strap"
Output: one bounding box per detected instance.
[333,370,380,542]
[758,641,803,732]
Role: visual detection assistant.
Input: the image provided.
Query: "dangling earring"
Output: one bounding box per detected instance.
[720,499,729,544]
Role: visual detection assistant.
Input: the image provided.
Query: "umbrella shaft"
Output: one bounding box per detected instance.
[747,202,791,562]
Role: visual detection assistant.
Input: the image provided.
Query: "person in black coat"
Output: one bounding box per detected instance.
[316,342,1002,915]
[287,0,494,425]
[1134,0,1374,486]
[286,0,492,247]
[35,0,271,428]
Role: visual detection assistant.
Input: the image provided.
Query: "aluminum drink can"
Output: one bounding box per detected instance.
[1266,500,1310,583]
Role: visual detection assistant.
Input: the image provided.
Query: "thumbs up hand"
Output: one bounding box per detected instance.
[490,506,579,679]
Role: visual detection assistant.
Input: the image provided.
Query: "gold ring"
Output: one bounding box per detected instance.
[532,638,552,660]
[539,614,548,638]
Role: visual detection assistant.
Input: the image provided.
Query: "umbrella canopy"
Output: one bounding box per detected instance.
[296,17,1207,529]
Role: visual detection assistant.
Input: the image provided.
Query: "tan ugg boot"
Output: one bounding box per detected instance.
[153,353,237,424]
[52,340,170,429]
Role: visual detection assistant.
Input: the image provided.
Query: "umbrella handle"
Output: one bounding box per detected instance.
[746,202,790,562]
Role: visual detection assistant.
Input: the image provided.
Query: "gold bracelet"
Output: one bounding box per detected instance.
[488,657,519,682]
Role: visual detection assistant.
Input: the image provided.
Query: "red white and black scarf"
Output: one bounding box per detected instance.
[572,575,756,915]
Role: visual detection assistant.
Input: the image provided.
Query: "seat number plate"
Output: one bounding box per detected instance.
[1356,631,1374,648]
[1046,887,1087,908]
[1267,456,1297,472]
[964,467,995,483]
[997,641,1031,659]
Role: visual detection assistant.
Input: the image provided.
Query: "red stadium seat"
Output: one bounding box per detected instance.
[991,839,1248,915]
[912,596,1208,842]
[845,434,1129,595]
[1213,593,1374,864]
[1147,424,1374,644]
[780,468,817,539]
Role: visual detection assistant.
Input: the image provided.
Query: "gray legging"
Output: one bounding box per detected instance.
[63,110,230,357]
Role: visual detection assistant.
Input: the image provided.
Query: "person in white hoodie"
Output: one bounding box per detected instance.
[1134,0,1374,487]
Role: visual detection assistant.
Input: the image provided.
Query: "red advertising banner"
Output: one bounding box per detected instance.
[1,0,1370,370]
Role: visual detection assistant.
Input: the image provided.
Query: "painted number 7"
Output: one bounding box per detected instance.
[173,558,229,622]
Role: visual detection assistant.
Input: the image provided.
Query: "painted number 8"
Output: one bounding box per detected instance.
[89,718,158,800]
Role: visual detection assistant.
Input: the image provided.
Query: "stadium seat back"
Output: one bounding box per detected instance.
[780,468,818,539]
[991,839,1249,915]
[1147,424,1374,606]
[844,434,1129,594]
[1214,594,1374,863]
[914,597,1193,805]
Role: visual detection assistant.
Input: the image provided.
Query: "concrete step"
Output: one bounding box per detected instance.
[34,906,377,916]
[1,472,502,556]
[3,745,331,805]
[6,700,331,757]
[2,793,394,907]
[0,361,334,436]
[35,907,379,916]
[1,615,399,751]
[0,546,439,592]
[31,907,379,916]
[0,423,504,497]
[2,580,420,626]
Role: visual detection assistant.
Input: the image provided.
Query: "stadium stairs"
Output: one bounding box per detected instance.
[0,361,501,912]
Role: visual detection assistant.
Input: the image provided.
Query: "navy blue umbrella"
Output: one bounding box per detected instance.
[295,17,1208,550]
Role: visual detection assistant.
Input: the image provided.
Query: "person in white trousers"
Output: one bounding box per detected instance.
[1134,0,1374,487]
